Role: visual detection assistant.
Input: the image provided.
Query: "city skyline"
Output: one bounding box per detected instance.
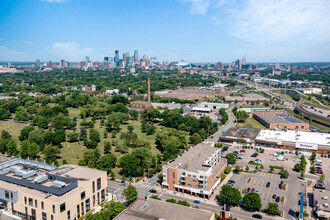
[0,0,330,62]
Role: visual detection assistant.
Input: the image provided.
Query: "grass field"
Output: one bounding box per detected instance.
[0,106,163,179]
[235,117,267,129]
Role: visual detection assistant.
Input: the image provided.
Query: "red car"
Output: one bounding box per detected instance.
[251,188,255,193]
[240,150,246,153]
[317,170,323,174]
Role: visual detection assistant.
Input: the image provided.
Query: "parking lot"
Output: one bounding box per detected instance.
[222,145,310,219]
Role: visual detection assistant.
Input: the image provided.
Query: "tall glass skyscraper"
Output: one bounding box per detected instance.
[134,50,138,61]
[115,50,119,67]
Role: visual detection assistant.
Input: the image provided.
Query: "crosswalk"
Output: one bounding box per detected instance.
[138,183,154,189]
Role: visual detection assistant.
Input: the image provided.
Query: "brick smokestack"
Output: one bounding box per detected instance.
[148,78,151,102]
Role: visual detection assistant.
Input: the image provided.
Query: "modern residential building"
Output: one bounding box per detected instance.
[114,198,215,220]
[36,59,40,68]
[253,111,309,130]
[0,158,107,220]
[162,142,227,199]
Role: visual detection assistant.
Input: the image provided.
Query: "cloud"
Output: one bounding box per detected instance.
[41,0,69,3]
[0,45,33,61]
[23,41,37,46]
[181,0,210,14]
[49,42,94,61]
[226,0,330,44]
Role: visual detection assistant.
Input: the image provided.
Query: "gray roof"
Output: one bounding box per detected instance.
[254,112,305,124]
[114,198,214,220]
[165,142,220,172]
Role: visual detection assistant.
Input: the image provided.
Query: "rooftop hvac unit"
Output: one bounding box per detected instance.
[15,169,24,176]
[52,180,66,188]
[10,166,20,172]
[0,168,9,175]
[33,174,48,184]
[22,170,36,179]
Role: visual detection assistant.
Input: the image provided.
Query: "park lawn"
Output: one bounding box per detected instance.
[0,120,29,139]
[235,117,267,129]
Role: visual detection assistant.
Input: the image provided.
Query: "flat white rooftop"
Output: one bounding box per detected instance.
[256,130,330,146]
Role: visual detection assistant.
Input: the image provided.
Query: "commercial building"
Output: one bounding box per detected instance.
[198,102,229,110]
[237,107,271,117]
[114,198,214,220]
[253,111,309,130]
[162,142,227,199]
[191,107,212,113]
[0,158,107,220]
[219,127,261,146]
[224,93,268,103]
[219,127,330,154]
[255,130,330,154]
[313,186,330,218]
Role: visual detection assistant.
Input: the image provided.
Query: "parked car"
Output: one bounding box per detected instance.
[226,205,230,211]
[270,158,276,161]
[223,146,229,151]
[251,153,258,157]
[266,182,270,188]
[251,188,255,193]
[252,214,263,219]
[226,183,233,186]
[272,194,276,199]
[228,180,236,183]
[246,188,251,193]
[316,159,322,163]
[299,179,307,183]
[149,189,157,193]
[316,170,324,174]
[276,196,280,203]
[193,200,200,204]
[240,150,246,153]
[256,189,259,193]
[293,158,301,162]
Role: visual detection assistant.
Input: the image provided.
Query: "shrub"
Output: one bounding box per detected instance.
[247,178,251,183]
[221,173,226,181]
[150,195,161,200]
[166,198,176,203]
[224,166,232,174]
[177,200,190,207]
[269,165,283,170]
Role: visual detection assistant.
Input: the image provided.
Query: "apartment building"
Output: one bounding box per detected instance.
[162,142,227,199]
[0,158,107,220]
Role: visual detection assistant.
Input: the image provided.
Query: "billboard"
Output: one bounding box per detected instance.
[295,142,318,150]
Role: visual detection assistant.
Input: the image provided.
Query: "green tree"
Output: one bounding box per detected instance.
[43,145,60,163]
[226,153,238,164]
[38,117,49,129]
[84,140,98,149]
[104,141,111,154]
[245,166,250,171]
[19,126,35,141]
[85,200,125,220]
[127,125,134,133]
[119,154,143,177]
[106,112,129,131]
[78,148,101,168]
[122,185,138,204]
[67,132,79,142]
[89,129,100,143]
[294,163,303,172]
[1,130,12,139]
[7,139,18,156]
[96,154,117,174]
[281,169,289,179]
[132,147,152,171]
[28,143,39,159]
[310,152,316,162]
[103,130,108,138]
[242,193,261,211]
[79,127,87,141]
[217,185,242,206]
[300,170,305,179]
[265,202,281,216]
[120,132,138,147]
[20,140,30,158]
[189,133,202,145]
[320,174,325,181]
[310,166,316,174]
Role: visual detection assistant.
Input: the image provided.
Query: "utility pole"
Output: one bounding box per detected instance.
[155,157,157,172]
[147,161,150,178]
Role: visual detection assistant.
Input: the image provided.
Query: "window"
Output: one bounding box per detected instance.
[81,191,86,200]
[29,198,33,206]
[35,200,38,208]
[60,203,66,213]
[67,210,70,220]
[192,185,196,187]
[77,205,80,218]
[193,175,196,178]
[97,192,100,204]
[52,205,55,213]
[93,195,95,206]
[51,215,53,220]
[188,174,191,177]
[193,180,196,183]
[101,189,105,202]
[81,202,84,215]
[92,181,95,193]
[24,197,27,205]
[86,199,90,212]
[97,178,101,190]
[188,184,191,186]
[41,202,44,210]
[42,212,47,220]
[10,192,13,200]
[31,209,36,217]
[5,191,9,199]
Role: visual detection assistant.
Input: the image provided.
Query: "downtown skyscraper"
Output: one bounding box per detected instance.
[134,50,138,61]
[114,50,119,67]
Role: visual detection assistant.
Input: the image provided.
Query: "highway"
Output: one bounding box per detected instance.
[296,98,330,124]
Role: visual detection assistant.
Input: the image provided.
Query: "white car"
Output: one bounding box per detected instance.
[299,179,307,183]
[316,159,322,163]
[293,158,301,162]
[270,158,276,161]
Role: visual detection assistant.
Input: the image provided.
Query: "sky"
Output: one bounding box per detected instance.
[0,0,330,63]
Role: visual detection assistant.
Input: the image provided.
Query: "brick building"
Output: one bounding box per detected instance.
[162,142,227,199]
